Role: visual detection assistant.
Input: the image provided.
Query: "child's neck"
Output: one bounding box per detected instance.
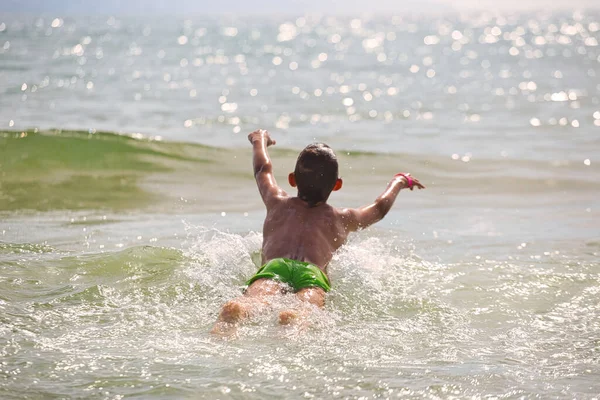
[295,195,328,208]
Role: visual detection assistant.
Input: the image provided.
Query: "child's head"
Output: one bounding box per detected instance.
[289,143,342,207]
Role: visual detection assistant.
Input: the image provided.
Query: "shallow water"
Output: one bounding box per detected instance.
[2,223,599,398]
[1,10,600,399]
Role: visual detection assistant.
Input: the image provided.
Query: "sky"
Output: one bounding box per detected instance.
[1,0,598,14]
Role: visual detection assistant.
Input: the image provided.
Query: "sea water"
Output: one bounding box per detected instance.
[1,11,599,399]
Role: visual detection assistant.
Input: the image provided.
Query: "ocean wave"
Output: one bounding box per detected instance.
[1,129,598,213]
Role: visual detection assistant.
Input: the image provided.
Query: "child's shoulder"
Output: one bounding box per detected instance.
[328,204,357,223]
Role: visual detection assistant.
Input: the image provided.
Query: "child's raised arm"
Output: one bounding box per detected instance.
[248,129,287,207]
[341,173,425,232]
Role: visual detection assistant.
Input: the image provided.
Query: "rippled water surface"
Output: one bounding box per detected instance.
[1,9,599,399]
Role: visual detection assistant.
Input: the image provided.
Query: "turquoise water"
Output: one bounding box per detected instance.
[1,11,600,399]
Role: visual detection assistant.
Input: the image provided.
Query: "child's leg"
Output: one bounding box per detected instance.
[278,287,325,325]
[295,287,326,307]
[213,278,285,329]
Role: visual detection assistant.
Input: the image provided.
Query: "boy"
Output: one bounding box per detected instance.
[212,129,424,333]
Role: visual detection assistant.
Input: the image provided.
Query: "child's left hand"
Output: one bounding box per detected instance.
[395,173,426,190]
[248,129,276,146]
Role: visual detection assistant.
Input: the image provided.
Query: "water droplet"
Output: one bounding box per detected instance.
[221,103,237,113]
[423,35,440,45]
[222,27,238,37]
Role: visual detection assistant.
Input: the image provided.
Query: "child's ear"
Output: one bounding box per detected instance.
[333,178,343,191]
[288,172,297,187]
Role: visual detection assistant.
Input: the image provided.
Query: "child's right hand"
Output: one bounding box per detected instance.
[248,129,276,147]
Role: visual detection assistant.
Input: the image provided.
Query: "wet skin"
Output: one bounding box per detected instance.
[211,130,425,334]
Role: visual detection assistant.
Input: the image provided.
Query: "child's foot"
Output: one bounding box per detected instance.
[211,300,254,336]
[219,300,249,323]
[210,321,238,337]
[278,309,313,338]
[279,308,312,326]
[278,309,299,325]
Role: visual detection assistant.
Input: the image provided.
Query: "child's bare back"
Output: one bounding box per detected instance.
[262,197,348,271]
[211,129,424,334]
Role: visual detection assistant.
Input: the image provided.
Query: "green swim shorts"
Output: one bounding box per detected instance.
[245,258,331,292]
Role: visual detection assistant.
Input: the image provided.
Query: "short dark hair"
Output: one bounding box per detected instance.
[294,143,339,207]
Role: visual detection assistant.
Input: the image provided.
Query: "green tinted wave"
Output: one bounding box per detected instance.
[0,129,213,211]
